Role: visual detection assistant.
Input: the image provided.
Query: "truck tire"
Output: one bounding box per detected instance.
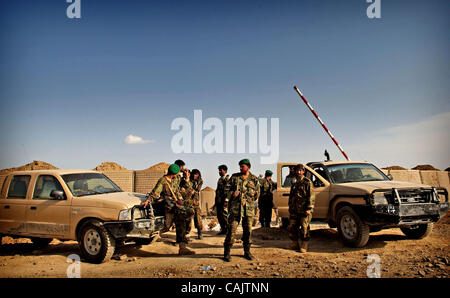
[400,223,433,239]
[336,206,370,248]
[30,237,53,248]
[78,220,116,263]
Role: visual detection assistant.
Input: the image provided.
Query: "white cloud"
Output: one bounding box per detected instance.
[346,112,450,169]
[124,134,154,145]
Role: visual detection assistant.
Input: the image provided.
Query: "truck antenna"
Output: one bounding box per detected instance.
[293,85,350,161]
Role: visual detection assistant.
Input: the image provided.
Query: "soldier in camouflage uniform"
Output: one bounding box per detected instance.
[179,169,195,242]
[259,170,275,228]
[142,163,195,255]
[223,159,261,262]
[186,169,204,240]
[215,165,230,235]
[287,164,315,253]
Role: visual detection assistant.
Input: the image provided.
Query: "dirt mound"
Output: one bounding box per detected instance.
[382,166,407,170]
[146,162,170,171]
[412,165,439,171]
[202,187,215,192]
[0,160,58,174]
[93,162,128,171]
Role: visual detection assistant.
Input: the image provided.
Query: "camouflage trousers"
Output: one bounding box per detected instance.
[187,205,203,233]
[161,210,174,233]
[224,206,253,247]
[288,213,312,241]
[216,201,228,232]
[174,206,194,244]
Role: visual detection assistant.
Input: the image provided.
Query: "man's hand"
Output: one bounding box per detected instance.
[306,210,311,216]
[141,199,150,208]
[233,190,240,198]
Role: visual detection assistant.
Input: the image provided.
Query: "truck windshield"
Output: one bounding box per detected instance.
[326,163,389,184]
[62,173,122,197]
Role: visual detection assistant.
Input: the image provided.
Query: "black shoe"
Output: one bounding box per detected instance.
[197,232,203,240]
[243,244,254,260]
[223,246,231,262]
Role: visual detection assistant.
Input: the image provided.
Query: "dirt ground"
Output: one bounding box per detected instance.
[1,216,449,278]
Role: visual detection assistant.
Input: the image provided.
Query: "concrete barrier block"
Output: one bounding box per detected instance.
[419,171,440,187]
[200,190,215,215]
[437,171,450,194]
[389,170,422,184]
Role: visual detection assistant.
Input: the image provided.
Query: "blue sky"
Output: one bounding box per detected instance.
[1,0,449,188]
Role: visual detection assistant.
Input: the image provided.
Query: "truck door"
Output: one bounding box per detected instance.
[305,165,330,219]
[273,163,298,220]
[0,175,31,235]
[26,175,71,238]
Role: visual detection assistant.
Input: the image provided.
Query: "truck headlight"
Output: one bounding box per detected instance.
[372,193,388,205]
[118,209,130,220]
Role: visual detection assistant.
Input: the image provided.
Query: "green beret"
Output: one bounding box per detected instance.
[265,170,273,176]
[168,164,180,174]
[239,159,251,166]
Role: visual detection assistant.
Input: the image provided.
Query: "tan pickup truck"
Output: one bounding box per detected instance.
[274,161,449,247]
[0,170,165,263]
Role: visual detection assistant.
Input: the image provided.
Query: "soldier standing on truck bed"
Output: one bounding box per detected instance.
[142,163,195,255]
[223,159,261,262]
[215,165,230,235]
[259,170,275,228]
[286,164,315,253]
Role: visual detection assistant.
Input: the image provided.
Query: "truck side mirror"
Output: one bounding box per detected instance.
[387,174,393,180]
[50,190,65,200]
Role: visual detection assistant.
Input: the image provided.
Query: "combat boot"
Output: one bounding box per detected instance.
[178,243,195,255]
[197,231,203,240]
[223,245,231,262]
[243,244,254,261]
[285,240,300,251]
[300,241,308,253]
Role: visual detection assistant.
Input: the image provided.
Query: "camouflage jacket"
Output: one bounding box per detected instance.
[179,178,195,208]
[259,178,274,207]
[191,177,203,206]
[288,176,315,215]
[215,174,230,204]
[226,172,261,218]
[148,175,181,203]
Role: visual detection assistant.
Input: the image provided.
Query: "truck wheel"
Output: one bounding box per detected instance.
[336,206,370,247]
[400,223,433,239]
[30,237,52,248]
[78,221,115,263]
[281,218,289,229]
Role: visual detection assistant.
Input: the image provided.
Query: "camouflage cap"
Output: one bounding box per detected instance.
[168,164,180,174]
[239,159,251,166]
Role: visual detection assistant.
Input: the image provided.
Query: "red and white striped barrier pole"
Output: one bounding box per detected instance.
[293,85,350,161]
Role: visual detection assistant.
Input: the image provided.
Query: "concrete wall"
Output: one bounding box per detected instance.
[389,170,422,184]
[384,169,450,195]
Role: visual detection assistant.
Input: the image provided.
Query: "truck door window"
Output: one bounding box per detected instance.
[281,165,296,188]
[33,175,66,200]
[305,170,325,188]
[7,175,31,199]
[312,166,329,182]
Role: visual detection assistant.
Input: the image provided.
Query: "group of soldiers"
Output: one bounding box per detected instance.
[141,159,314,260]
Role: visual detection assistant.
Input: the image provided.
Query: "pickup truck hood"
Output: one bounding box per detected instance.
[331,180,431,195]
[72,192,146,209]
